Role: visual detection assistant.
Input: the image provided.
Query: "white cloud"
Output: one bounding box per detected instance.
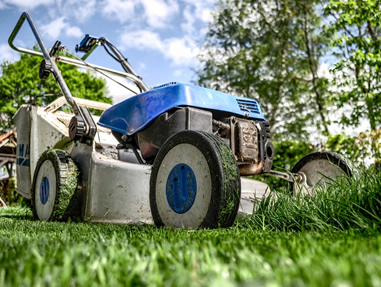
[40,16,83,40]
[0,0,53,10]
[100,0,179,29]
[181,5,196,35]
[0,44,20,64]
[184,0,215,23]
[40,17,66,39]
[166,37,199,66]
[66,26,83,38]
[174,69,183,77]
[100,0,135,23]
[94,0,214,70]
[139,62,146,71]
[121,30,199,66]
[57,0,97,23]
[121,30,164,51]
[140,0,179,29]
[0,0,217,86]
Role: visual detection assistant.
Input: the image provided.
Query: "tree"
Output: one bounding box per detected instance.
[196,0,332,141]
[296,1,332,136]
[0,48,111,133]
[324,0,381,165]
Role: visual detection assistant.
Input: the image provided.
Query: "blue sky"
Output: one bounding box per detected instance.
[0,0,216,103]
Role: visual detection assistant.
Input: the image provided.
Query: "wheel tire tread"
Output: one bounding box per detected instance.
[200,132,241,228]
[32,150,78,221]
[150,130,241,229]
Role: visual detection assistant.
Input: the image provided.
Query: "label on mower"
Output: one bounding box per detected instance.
[16,143,30,167]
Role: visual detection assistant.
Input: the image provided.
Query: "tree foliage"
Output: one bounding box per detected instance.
[196,0,332,141]
[325,129,381,168]
[197,0,380,166]
[0,49,111,133]
[324,0,381,164]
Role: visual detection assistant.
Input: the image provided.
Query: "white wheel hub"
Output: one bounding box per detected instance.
[34,160,57,221]
[155,143,212,229]
[294,159,347,196]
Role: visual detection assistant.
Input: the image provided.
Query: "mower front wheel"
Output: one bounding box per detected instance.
[32,149,79,221]
[150,130,241,229]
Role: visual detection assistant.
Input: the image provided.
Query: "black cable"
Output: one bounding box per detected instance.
[103,44,120,63]
[63,49,138,95]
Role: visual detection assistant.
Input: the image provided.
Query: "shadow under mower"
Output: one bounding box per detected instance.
[9,12,355,229]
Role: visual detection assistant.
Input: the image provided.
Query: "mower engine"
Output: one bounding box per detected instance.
[135,111,273,175]
[98,83,274,176]
[213,117,273,175]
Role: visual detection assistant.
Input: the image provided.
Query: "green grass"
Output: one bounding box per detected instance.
[0,170,381,286]
[243,168,381,232]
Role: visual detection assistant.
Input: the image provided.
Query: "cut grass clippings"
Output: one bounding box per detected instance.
[0,169,380,286]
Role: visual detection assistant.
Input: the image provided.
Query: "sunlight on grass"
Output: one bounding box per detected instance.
[0,170,380,286]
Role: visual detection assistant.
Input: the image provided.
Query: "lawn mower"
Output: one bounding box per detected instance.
[8,12,355,229]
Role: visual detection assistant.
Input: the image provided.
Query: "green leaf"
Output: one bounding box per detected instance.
[0,48,110,132]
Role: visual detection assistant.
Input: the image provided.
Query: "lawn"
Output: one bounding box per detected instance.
[0,170,380,286]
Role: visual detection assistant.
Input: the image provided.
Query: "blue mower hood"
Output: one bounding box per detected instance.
[98,83,265,136]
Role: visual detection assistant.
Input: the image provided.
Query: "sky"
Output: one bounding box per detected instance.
[0,0,216,103]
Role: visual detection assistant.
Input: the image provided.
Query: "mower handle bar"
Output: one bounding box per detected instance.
[8,12,148,95]
[8,12,85,119]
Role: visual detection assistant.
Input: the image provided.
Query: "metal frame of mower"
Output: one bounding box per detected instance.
[8,12,354,228]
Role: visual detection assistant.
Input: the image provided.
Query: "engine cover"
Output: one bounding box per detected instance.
[137,107,212,161]
[228,118,274,175]
[235,120,259,162]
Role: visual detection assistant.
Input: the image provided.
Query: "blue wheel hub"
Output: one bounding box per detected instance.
[40,177,50,205]
[166,164,197,214]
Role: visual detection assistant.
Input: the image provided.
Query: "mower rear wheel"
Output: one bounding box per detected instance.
[150,130,241,229]
[291,152,354,196]
[32,149,78,221]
